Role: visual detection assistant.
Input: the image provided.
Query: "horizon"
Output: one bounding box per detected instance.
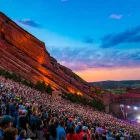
[1,0,140,82]
[92,79,140,83]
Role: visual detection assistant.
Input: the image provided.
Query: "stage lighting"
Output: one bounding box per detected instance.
[137,116,140,120]
[120,104,124,107]
[127,106,130,109]
[134,107,138,110]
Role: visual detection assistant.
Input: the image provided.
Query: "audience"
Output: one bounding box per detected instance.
[0,76,140,140]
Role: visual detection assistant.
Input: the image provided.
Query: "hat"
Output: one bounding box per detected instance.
[82,126,88,131]
[0,115,14,126]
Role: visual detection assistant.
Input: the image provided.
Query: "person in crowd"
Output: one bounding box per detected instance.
[19,110,29,130]
[35,113,44,140]
[56,120,66,140]
[66,118,74,133]
[48,118,57,140]
[82,133,88,140]
[2,127,18,140]
[1,101,6,115]
[17,129,27,140]
[66,125,80,140]
[75,122,81,134]
[95,124,103,135]
[79,126,90,140]
[0,115,14,138]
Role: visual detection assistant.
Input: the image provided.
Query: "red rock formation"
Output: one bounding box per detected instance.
[0,12,102,100]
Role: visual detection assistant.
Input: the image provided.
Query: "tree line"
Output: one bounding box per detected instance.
[62,92,105,111]
[0,69,52,95]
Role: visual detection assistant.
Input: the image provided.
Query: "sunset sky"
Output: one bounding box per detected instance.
[1,0,140,82]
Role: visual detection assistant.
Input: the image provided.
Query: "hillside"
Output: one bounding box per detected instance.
[0,12,102,100]
[91,80,140,89]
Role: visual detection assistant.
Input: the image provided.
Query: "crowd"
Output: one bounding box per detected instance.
[0,76,140,140]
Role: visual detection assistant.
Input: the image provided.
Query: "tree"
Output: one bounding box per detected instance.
[28,82,34,88]
[35,81,47,92]
[0,69,6,76]
[46,84,52,95]
[90,99,105,111]
[21,80,34,88]
[11,73,18,81]
[35,81,42,91]
[16,74,22,82]
[5,71,12,79]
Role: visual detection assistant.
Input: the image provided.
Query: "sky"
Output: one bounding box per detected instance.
[1,0,140,82]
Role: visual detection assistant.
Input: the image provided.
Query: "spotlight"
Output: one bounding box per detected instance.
[137,116,140,120]
[134,107,138,110]
[127,106,130,109]
[120,104,124,107]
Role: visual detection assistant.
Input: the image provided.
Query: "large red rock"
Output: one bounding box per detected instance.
[0,12,102,100]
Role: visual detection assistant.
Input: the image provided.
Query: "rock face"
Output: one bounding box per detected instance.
[0,12,102,100]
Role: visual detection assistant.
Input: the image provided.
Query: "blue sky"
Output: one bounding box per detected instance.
[1,0,140,81]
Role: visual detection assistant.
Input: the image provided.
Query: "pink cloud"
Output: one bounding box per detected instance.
[110,14,123,19]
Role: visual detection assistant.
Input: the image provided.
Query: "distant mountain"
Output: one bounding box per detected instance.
[91,80,140,89]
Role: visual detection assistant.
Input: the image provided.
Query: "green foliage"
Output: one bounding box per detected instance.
[21,80,34,88]
[90,99,105,111]
[0,68,34,88]
[5,71,12,79]
[35,81,46,92]
[96,90,103,97]
[63,92,105,111]
[0,68,53,94]
[29,82,34,88]
[35,81,52,95]
[0,69,21,82]
[46,84,52,95]
[0,69,6,76]
[12,73,21,82]
[108,89,126,94]
[92,80,140,90]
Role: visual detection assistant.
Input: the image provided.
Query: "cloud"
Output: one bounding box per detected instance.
[110,14,123,19]
[83,36,94,44]
[17,19,41,28]
[100,26,140,48]
[48,46,140,71]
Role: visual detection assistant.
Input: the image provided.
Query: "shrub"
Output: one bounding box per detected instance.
[35,81,52,95]
[0,69,6,76]
[65,92,105,111]
[5,71,12,79]
[0,68,34,88]
[46,84,52,95]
